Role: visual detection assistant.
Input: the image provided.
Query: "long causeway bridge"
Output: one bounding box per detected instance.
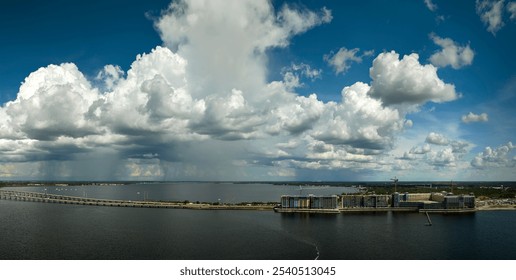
[0,189,274,210]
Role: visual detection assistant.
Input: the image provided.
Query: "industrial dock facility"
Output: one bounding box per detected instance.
[275,192,476,213]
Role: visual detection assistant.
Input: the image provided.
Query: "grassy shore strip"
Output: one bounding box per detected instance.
[476,206,516,211]
[340,207,418,212]
[419,208,477,213]
[181,204,274,211]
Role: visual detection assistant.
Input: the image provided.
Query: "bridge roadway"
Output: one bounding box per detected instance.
[0,190,274,210]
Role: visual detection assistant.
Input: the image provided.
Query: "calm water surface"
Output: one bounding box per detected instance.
[1,183,515,259]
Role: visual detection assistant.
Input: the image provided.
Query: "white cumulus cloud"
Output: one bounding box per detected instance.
[424,0,438,11]
[311,82,403,150]
[429,33,474,69]
[5,63,100,141]
[397,133,472,175]
[324,47,373,75]
[96,65,125,91]
[155,0,331,100]
[426,148,458,167]
[509,2,516,20]
[476,0,506,35]
[462,112,489,123]
[368,51,459,106]
[410,144,432,154]
[426,132,450,146]
[279,63,322,90]
[288,63,322,80]
[471,142,515,169]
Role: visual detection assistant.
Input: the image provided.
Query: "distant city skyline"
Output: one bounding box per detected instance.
[0,0,515,181]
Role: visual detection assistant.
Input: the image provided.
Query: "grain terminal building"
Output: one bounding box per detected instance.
[341,194,390,208]
[276,192,475,213]
[280,195,339,209]
[391,192,475,210]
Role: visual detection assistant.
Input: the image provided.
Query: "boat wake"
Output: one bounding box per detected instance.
[276,227,322,260]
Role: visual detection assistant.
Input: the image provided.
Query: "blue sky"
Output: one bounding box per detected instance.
[0,0,515,181]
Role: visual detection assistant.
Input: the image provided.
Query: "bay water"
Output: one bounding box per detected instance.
[1,183,515,259]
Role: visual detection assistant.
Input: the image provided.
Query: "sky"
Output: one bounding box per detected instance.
[0,0,515,181]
